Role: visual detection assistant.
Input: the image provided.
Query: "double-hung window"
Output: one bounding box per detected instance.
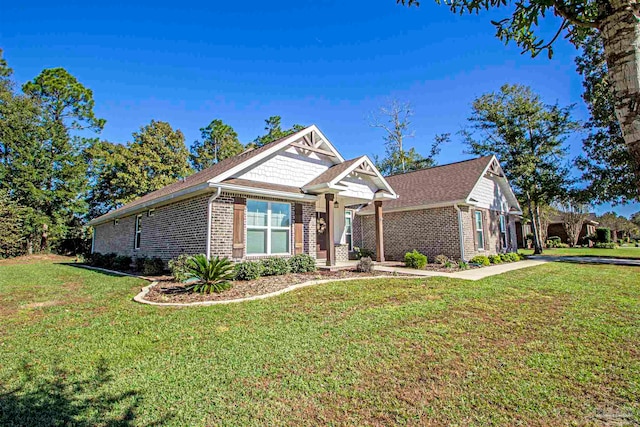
[345,210,353,251]
[474,211,485,250]
[246,200,291,255]
[134,215,142,250]
[499,214,508,249]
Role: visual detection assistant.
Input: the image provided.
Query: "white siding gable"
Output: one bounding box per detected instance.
[338,176,378,200]
[233,146,335,188]
[468,175,511,212]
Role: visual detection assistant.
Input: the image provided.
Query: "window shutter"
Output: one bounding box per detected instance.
[233,197,246,258]
[294,203,304,254]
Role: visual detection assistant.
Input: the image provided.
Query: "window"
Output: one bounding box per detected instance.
[499,214,508,248]
[134,215,142,250]
[246,200,291,255]
[345,210,353,251]
[474,211,484,250]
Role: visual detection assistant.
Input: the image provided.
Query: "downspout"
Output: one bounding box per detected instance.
[90,227,95,254]
[454,204,465,261]
[205,187,222,259]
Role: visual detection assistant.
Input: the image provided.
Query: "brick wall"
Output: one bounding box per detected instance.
[353,204,520,263]
[94,191,317,263]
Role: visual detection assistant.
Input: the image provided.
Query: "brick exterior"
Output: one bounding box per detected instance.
[93,191,317,263]
[354,204,519,262]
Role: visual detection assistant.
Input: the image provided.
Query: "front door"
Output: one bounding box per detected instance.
[316,212,327,259]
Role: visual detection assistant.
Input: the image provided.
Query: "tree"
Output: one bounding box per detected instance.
[0,190,24,258]
[462,84,578,254]
[632,211,640,229]
[597,211,637,241]
[252,116,305,147]
[87,121,192,215]
[21,68,105,250]
[370,100,448,175]
[575,34,637,204]
[398,0,640,190]
[556,196,590,247]
[189,119,244,171]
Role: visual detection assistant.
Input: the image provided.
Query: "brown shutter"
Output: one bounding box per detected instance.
[294,203,304,254]
[233,197,246,258]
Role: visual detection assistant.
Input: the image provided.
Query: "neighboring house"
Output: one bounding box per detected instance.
[353,156,523,262]
[547,214,599,246]
[88,126,397,266]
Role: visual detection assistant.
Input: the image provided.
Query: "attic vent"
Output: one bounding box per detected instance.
[147,209,155,217]
[113,218,119,225]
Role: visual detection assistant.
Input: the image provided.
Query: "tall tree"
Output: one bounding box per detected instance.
[86,140,130,217]
[370,100,447,175]
[252,116,305,147]
[0,190,23,258]
[556,195,590,247]
[463,84,578,254]
[575,33,637,204]
[398,0,640,189]
[189,119,244,171]
[21,68,105,249]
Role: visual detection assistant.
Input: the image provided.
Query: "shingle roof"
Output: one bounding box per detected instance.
[90,127,311,224]
[303,157,362,188]
[359,156,494,213]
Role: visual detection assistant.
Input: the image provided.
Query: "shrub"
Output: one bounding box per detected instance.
[488,254,502,264]
[458,260,469,270]
[288,254,317,273]
[356,256,374,273]
[517,252,527,260]
[404,250,427,269]
[260,257,291,276]
[168,254,194,282]
[142,257,165,276]
[434,254,449,265]
[594,242,616,249]
[353,246,375,260]
[470,255,490,266]
[499,253,510,262]
[234,260,264,281]
[135,256,147,272]
[505,252,520,262]
[185,255,235,294]
[89,252,105,267]
[113,255,132,271]
[444,260,453,268]
[596,227,611,243]
[102,253,118,269]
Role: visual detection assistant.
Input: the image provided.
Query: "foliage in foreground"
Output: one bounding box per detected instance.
[404,250,427,269]
[186,254,234,294]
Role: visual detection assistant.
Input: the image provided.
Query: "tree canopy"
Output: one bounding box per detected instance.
[252,116,305,147]
[190,119,244,171]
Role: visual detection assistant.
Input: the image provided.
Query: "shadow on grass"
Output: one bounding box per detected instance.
[59,262,137,278]
[0,358,170,426]
[529,255,640,267]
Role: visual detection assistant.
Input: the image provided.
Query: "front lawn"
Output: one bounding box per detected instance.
[1,257,639,425]
[521,246,640,259]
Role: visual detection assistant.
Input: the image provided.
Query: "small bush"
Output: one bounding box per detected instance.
[458,260,469,270]
[594,242,616,249]
[234,261,264,281]
[89,252,105,267]
[499,253,510,262]
[596,227,611,243]
[444,260,453,268]
[488,254,502,264]
[143,257,165,275]
[260,257,291,276]
[102,253,118,269]
[404,250,427,269]
[288,254,317,273]
[353,246,375,260]
[505,252,520,262]
[470,255,490,266]
[517,252,527,260]
[185,255,235,294]
[434,254,449,265]
[356,256,374,273]
[168,254,194,282]
[113,255,132,271]
[135,256,147,272]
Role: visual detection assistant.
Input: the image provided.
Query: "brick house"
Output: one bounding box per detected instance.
[547,213,599,246]
[88,125,398,266]
[353,156,522,262]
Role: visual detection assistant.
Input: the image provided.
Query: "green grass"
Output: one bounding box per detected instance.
[1,258,639,426]
[521,246,640,259]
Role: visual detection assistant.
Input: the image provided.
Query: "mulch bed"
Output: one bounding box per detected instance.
[144,269,405,304]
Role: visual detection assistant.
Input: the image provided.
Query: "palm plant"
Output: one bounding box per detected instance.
[185,254,235,294]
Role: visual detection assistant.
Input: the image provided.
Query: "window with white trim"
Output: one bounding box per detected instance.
[246,200,291,255]
[474,210,484,250]
[499,214,508,249]
[345,210,353,251]
[134,215,142,250]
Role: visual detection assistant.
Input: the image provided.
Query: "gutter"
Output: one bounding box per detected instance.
[454,203,466,262]
[205,187,222,259]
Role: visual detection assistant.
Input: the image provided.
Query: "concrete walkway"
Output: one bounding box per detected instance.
[528,255,640,267]
[375,259,549,281]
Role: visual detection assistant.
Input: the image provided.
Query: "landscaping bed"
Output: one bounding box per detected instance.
[145,269,397,303]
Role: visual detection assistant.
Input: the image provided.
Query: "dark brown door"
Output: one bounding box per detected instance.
[316,212,327,259]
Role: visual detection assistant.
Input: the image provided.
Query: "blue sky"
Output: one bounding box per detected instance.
[2,0,638,217]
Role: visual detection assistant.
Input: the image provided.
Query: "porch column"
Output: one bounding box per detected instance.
[374,200,385,262]
[325,193,335,266]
